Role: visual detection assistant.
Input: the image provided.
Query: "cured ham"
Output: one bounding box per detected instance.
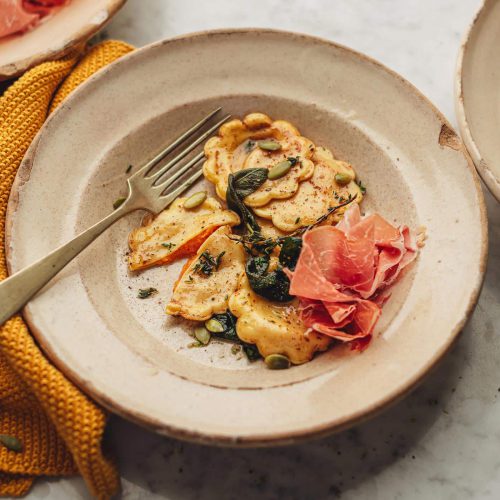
[289,203,417,350]
[0,0,66,38]
[0,0,38,37]
[22,0,66,15]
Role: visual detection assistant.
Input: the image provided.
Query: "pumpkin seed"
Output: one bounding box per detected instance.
[268,160,292,180]
[334,172,352,186]
[258,140,281,151]
[0,434,22,452]
[264,353,291,370]
[194,326,211,345]
[113,196,127,209]
[205,318,225,333]
[184,191,207,209]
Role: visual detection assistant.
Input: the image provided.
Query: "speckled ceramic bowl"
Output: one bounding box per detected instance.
[0,0,126,80]
[6,30,487,445]
[456,0,500,200]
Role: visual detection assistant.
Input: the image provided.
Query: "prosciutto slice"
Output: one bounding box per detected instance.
[22,0,66,15]
[0,0,66,38]
[0,0,38,37]
[289,204,417,350]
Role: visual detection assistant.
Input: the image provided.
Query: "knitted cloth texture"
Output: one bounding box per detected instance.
[0,40,134,498]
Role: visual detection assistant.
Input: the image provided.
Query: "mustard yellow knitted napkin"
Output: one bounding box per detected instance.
[0,40,134,498]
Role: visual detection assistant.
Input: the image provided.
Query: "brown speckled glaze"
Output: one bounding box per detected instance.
[0,0,126,80]
[6,30,487,446]
[456,0,500,200]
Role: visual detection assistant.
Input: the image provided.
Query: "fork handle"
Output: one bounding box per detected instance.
[0,202,134,325]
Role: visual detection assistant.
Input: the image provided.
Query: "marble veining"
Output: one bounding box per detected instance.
[25,0,500,499]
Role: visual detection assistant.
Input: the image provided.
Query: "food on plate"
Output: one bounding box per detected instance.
[128,112,419,368]
[203,113,315,207]
[166,226,246,321]
[228,274,331,364]
[0,0,67,38]
[254,146,363,232]
[128,196,239,271]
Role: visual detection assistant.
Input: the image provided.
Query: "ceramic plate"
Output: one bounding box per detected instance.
[6,30,487,445]
[0,0,126,80]
[456,0,500,200]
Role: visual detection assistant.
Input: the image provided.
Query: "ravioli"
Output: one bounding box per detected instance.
[229,275,331,364]
[257,217,291,239]
[203,112,315,207]
[166,226,246,321]
[254,146,363,232]
[128,197,239,271]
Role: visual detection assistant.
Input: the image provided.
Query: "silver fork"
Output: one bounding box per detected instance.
[0,108,230,325]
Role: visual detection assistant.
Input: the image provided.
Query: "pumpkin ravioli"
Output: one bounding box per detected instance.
[128,196,239,271]
[203,112,315,207]
[229,274,331,364]
[254,146,363,232]
[166,226,246,321]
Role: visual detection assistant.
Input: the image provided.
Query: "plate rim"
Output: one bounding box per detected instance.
[455,0,500,201]
[5,28,488,446]
[0,0,127,81]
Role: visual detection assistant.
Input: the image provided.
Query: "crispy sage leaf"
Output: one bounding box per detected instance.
[278,237,303,271]
[226,168,268,232]
[232,168,268,199]
[245,256,292,302]
[210,311,261,361]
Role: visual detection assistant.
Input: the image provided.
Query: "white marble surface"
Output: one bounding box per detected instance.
[25,0,500,498]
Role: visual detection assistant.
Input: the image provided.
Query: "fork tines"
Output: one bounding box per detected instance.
[135,108,230,192]
[126,107,230,212]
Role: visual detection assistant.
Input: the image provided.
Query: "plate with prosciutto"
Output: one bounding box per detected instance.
[456,0,500,201]
[6,30,487,444]
[0,0,125,80]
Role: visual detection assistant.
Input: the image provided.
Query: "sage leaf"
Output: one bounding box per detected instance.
[245,255,292,302]
[279,237,303,271]
[209,311,261,361]
[226,168,267,233]
[232,168,268,199]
